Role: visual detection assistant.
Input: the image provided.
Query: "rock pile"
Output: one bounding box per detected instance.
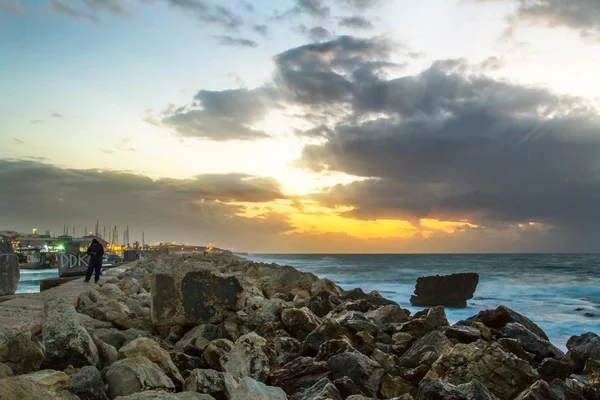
[1,252,599,400]
[409,273,479,308]
[0,240,20,296]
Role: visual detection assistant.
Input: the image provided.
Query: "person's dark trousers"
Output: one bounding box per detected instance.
[85,259,102,283]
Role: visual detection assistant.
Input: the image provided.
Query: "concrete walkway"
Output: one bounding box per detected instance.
[0,262,137,335]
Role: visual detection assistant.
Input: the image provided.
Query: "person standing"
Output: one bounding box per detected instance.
[85,238,104,283]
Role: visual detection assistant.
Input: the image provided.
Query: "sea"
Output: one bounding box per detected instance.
[18,254,599,350]
[247,253,600,351]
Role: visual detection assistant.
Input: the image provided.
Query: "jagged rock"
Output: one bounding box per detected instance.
[300,318,354,356]
[222,332,274,382]
[115,393,215,400]
[220,311,252,341]
[365,304,410,327]
[372,348,400,374]
[93,328,129,350]
[497,338,536,363]
[169,351,207,380]
[316,337,356,361]
[328,351,384,398]
[336,311,380,335]
[289,378,343,400]
[264,330,301,359]
[280,307,320,341]
[538,358,575,381]
[184,369,237,400]
[417,379,499,400]
[151,264,244,326]
[68,366,109,400]
[443,325,481,344]
[257,264,318,299]
[0,369,77,400]
[334,376,363,398]
[398,331,453,369]
[232,377,287,400]
[500,323,564,362]
[381,374,414,398]
[268,356,330,395]
[203,339,234,371]
[0,330,45,374]
[391,319,435,338]
[342,288,397,307]
[391,332,415,357]
[426,341,539,399]
[564,332,600,372]
[413,306,449,329]
[78,286,133,323]
[249,298,289,332]
[92,334,119,369]
[0,241,19,296]
[514,379,587,400]
[410,273,478,307]
[119,337,184,388]
[42,298,99,370]
[464,306,549,341]
[106,356,175,399]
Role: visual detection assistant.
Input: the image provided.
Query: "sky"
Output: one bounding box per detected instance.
[1,0,600,253]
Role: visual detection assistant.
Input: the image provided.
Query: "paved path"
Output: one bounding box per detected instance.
[0,262,137,335]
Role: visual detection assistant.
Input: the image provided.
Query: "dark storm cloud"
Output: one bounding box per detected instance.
[0,159,290,248]
[165,0,243,29]
[161,87,279,140]
[214,35,258,48]
[339,15,373,29]
[474,0,600,37]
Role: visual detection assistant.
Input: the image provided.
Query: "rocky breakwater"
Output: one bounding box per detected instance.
[0,252,599,400]
[0,240,19,296]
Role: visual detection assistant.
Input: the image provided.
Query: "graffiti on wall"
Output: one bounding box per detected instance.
[57,253,90,269]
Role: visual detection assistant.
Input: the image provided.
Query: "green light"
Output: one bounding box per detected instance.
[57,244,65,251]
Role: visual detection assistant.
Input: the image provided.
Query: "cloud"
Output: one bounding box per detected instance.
[214,35,258,48]
[339,15,373,30]
[0,0,22,13]
[296,25,333,41]
[30,119,43,124]
[51,112,64,118]
[473,0,600,38]
[336,0,385,9]
[166,0,243,29]
[50,0,100,24]
[161,87,279,141]
[291,0,330,19]
[13,138,23,144]
[0,159,289,249]
[253,24,268,37]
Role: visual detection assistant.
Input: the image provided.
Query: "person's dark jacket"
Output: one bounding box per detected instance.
[86,240,104,263]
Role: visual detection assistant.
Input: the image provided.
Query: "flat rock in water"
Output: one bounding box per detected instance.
[410,273,479,307]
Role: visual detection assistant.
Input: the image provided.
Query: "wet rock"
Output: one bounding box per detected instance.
[426,341,539,399]
[538,358,575,381]
[68,366,109,400]
[119,337,184,388]
[232,377,287,400]
[443,325,482,344]
[202,339,233,372]
[315,337,356,361]
[42,298,99,370]
[417,379,499,400]
[281,307,321,341]
[564,332,600,372]
[0,369,77,400]
[500,323,564,362]
[410,273,479,308]
[300,318,354,356]
[222,332,274,382]
[268,356,330,395]
[106,356,175,399]
[151,264,244,326]
[464,306,549,341]
[381,374,414,398]
[184,369,237,400]
[328,351,384,398]
[289,378,343,400]
[334,376,363,398]
[398,331,453,369]
[0,330,45,374]
[0,241,19,296]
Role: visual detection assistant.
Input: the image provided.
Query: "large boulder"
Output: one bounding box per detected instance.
[0,369,77,400]
[232,377,288,400]
[563,332,600,372]
[514,379,588,400]
[398,331,454,369]
[426,341,539,399]
[328,351,384,398]
[151,263,244,326]
[463,306,549,341]
[184,369,238,400]
[42,298,99,370]
[119,337,184,388]
[281,307,321,341]
[176,325,225,356]
[222,332,274,382]
[409,273,478,307]
[68,366,109,400]
[0,330,45,374]
[0,241,19,296]
[500,323,564,362]
[203,339,234,371]
[106,356,175,399]
[300,318,354,356]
